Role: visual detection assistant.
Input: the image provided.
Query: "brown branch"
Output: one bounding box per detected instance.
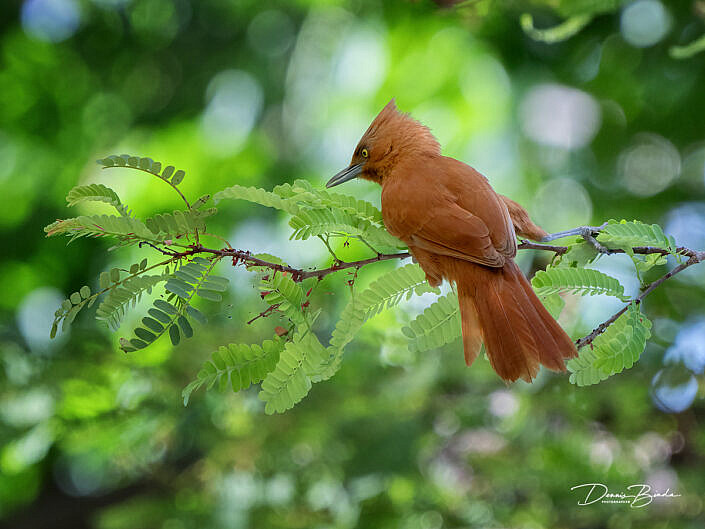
[167,246,412,282]
[156,229,703,353]
[576,252,705,349]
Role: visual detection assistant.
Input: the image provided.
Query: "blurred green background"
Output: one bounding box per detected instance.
[1,0,705,527]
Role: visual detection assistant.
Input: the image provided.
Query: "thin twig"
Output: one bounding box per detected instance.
[161,226,703,352]
[247,303,281,325]
[576,252,705,349]
[317,235,343,264]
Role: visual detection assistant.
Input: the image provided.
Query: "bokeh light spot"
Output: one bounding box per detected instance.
[334,27,388,97]
[532,178,593,233]
[247,10,295,57]
[520,84,601,150]
[16,287,65,354]
[663,319,705,374]
[619,133,680,196]
[21,0,81,43]
[651,366,698,413]
[621,0,671,48]
[201,70,263,156]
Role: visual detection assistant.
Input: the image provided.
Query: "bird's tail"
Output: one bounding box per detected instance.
[452,259,577,382]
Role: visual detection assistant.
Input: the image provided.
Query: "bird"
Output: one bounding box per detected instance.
[326,99,577,382]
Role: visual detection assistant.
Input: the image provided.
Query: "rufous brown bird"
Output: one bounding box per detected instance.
[327,100,577,382]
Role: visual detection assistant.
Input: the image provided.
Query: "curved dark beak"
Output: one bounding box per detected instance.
[326,163,363,188]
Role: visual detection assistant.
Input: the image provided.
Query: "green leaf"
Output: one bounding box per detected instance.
[161,165,175,180]
[169,324,180,346]
[214,184,302,215]
[259,333,327,414]
[192,194,211,209]
[165,280,190,299]
[171,169,185,185]
[555,240,599,268]
[128,338,148,351]
[154,299,178,314]
[186,305,207,325]
[145,209,213,238]
[79,285,91,299]
[177,316,193,338]
[70,292,81,304]
[134,327,156,342]
[670,33,705,59]
[96,274,167,331]
[66,183,130,217]
[274,179,383,223]
[182,339,283,405]
[531,267,629,301]
[568,303,652,386]
[45,214,160,245]
[597,220,677,256]
[142,317,164,332]
[538,293,566,320]
[197,290,222,302]
[520,13,593,44]
[288,208,403,251]
[148,308,171,324]
[402,293,461,353]
[315,263,439,382]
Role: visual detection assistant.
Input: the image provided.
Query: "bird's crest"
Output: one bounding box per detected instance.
[363,99,441,156]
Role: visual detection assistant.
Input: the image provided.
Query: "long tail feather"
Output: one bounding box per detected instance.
[451,258,576,382]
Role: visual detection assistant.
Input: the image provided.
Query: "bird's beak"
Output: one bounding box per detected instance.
[326,163,364,188]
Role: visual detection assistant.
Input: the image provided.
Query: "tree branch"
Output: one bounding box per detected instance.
[157,225,703,352]
[576,252,705,349]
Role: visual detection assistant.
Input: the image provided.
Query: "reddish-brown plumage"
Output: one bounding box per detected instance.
[327,100,577,382]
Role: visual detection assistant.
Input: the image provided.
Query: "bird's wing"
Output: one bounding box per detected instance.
[407,199,506,267]
[499,194,547,241]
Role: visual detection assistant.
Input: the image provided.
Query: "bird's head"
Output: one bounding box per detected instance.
[326,99,440,188]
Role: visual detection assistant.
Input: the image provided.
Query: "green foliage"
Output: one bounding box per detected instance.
[670,33,705,59]
[597,220,677,255]
[597,220,677,282]
[46,155,682,413]
[214,184,302,215]
[45,215,159,245]
[259,332,329,414]
[51,284,95,338]
[531,266,630,301]
[182,339,283,405]
[275,179,383,223]
[402,292,461,353]
[538,292,566,320]
[520,13,594,43]
[554,240,600,268]
[119,257,228,352]
[145,209,216,239]
[289,208,401,250]
[96,273,167,331]
[568,303,652,386]
[97,155,188,188]
[66,183,131,217]
[215,180,404,251]
[315,264,440,382]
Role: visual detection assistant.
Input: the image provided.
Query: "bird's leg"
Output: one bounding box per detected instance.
[541,222,609,253]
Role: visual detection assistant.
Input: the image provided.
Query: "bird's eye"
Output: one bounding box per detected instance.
[361,148,369,158]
